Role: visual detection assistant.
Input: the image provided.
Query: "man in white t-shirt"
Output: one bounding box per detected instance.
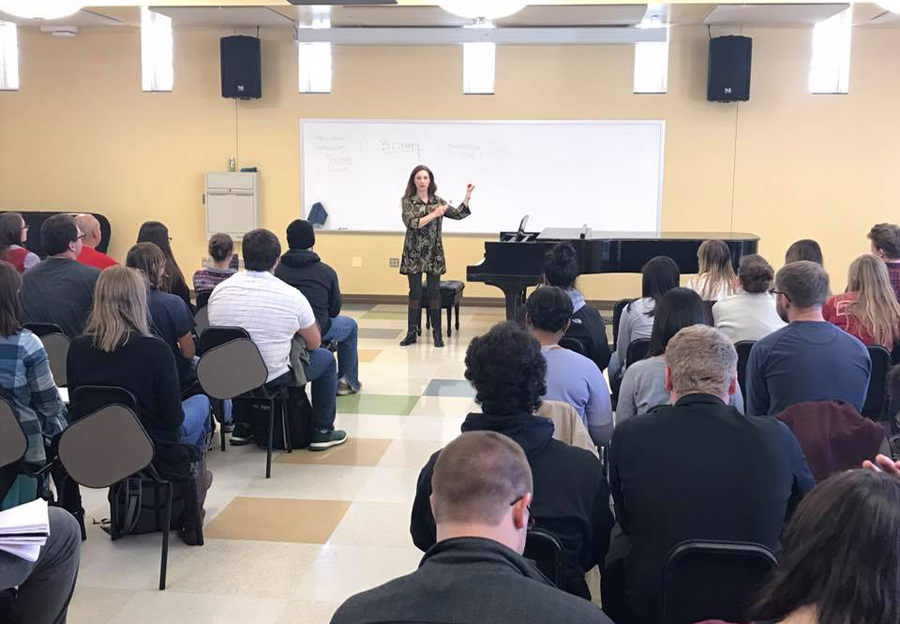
[208,228,347,450]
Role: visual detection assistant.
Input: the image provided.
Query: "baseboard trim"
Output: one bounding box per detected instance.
[342,294,618,310]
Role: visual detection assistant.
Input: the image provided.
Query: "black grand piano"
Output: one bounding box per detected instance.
[467,227,760,319]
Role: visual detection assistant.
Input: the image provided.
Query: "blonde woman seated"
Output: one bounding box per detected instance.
[686,239,736,302]
[823,254,900,350]
[713,254,786,343]
[617,288,744,425]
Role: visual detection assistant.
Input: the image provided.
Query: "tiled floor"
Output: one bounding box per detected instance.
[66,304,505,624]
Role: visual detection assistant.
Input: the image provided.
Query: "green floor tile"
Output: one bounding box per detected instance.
[338,393,421,415]
[361,311,409,320]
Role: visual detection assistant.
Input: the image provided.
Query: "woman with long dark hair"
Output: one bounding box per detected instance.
[399,165,475,348]
[0,212,39,273]
[136,221,192,309]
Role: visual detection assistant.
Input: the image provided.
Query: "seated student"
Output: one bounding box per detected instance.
[606,325,814,624]
[275,219,360,395]
[0,261,68,507]
[618,288,744,425]
[686,239,736,302]
[785,239,824,265]
[0,212,39,273]
[74,213,117,270]
[411,321,614,601]
[746,261,871,416]
[525,286,612,446]
[21,214,101,339]
[868,222,900,302]
[208,228,347,450]
[699,469,900,624]
[337,432,613,624]
[0,507,81,624]
[192,233,236,299]
[823,254,900,349]
[713,254,786,343]
[137,221,192,310]
[66,267,211,543]
[542,242,611,371]
[609,255,680,381]
[126,243,197,390]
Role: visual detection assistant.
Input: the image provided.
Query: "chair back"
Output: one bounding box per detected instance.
[24,322,70,386]
[625,338,650,369]
[198,325,251,355]
[59,386,154,488]
[195,291,211,310]
[611,298,633,346]
[863,345,891,419]
[523,528,568,591]
[535,400,598,457]
[734,340,756,408]
[559,337,586,356]
[661,540,777,624]
[197,337,269,400]
[0,397,27,469]
[69,385,138,422]
[194,306,210,337]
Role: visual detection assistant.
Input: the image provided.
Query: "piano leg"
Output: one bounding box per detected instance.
[503,287,526,321]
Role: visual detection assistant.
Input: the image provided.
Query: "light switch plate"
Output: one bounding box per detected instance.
[352,256,363,268]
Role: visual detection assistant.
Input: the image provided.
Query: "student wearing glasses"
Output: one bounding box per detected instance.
[410,321,614,601]
[21,214,101,338]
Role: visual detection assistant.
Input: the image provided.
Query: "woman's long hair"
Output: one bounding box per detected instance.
[695,240,736,300]
[136,221,188,296]
[647,288,710,357]
[404,165,437,200]
[846,254,900,347]
[638,256,680,317]
[126,242,167,290]
[752,469,900,624]
[0,212,24,262]
[85,267,151,353]
[0,261,23,337]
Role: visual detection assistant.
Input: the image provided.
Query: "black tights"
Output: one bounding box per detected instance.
[407,273,441,307]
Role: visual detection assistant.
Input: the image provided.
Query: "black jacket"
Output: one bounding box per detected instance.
[410,413,614,600]
[331,537,613,624]
[274,249,341,335]
[609,393,815,621]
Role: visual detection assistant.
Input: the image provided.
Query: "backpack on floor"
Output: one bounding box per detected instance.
[242,391,313,451]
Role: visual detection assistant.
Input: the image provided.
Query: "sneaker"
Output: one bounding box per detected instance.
[222,422,235,434]
[229,423,254,446]
[309,429,348,451]
[337,379,360,396]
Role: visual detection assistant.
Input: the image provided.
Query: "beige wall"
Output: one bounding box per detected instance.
[1,24,898,301]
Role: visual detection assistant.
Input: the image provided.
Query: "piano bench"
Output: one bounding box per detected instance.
[421,280,465,337]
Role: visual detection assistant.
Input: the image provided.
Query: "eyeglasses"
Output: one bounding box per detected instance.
[767,288,791,302]
[76,234,86,241]
[510,496,535,530]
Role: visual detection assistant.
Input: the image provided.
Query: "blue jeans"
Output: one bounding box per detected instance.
[180,394,211,448]
[322,315,360,390]
[302,347,338,432]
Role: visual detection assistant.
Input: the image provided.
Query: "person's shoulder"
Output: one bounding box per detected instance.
[518,577,613,622]
[72,259,101,278]
[545,437,604,469]
[625,356,662,376]
[17,330,44,354]
[330,572,418,624]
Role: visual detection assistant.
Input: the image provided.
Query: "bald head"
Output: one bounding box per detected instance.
[74,213,101,248]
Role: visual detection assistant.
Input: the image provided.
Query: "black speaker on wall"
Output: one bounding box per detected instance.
[707,36,752,102]
[220,35,261,99]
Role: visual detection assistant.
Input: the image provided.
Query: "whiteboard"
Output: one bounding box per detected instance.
[300,119,665,234]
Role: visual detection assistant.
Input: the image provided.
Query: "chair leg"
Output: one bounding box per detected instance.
[109,483,120,541]
[266,398,275,479]
[455,303,460,330]
[217,399,226,452]
[159,482,172,591]
[446,305,452,337]
[282,397,292,454]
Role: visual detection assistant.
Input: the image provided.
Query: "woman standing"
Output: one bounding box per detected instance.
[399,165,475,348]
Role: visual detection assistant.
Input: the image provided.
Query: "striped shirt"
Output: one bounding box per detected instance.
[0,330,68,464]
[192,267,236,295]
[207,270,316,381]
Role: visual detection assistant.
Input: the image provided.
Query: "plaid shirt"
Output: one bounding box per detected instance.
[887,261,900,303]
[0,330,68,465]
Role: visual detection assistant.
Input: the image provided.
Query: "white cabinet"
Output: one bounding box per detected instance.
[204,172,258,240]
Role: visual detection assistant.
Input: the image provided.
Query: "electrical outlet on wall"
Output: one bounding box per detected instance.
[389,258,400,268]
[352,257,363,268]
[201,257,210,268]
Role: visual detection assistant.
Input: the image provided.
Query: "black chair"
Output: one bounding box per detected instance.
[611,298,633,347]
[734,340,756,411]
[863,345,892,420]
[625,338,650,370]
[523,528,568,591]
[559,337,587,356]
[23,322,70,387]
[197,327,290,477]
[61,385,186,590]
[195,291,211,310]
[661,540,777,624]
[422,280,465,337]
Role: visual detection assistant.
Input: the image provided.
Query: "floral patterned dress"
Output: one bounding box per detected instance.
[400,194,471,275]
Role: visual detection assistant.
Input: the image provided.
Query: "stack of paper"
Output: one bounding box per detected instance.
[0,498,50,562]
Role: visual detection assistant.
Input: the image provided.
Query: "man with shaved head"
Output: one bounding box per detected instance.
[331,431,613,624]
[74,213,117,270]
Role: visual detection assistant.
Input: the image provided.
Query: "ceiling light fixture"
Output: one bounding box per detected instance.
[0,0,84,20]
[438,1,527,21]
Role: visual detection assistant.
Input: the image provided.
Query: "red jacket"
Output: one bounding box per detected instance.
[77,246,118,271]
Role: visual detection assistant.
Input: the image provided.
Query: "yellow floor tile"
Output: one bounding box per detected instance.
[358,349,382,362]
[275,438,392,467]
[204,497,351,544]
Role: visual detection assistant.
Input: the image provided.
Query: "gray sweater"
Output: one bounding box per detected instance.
[616,356,745,425]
